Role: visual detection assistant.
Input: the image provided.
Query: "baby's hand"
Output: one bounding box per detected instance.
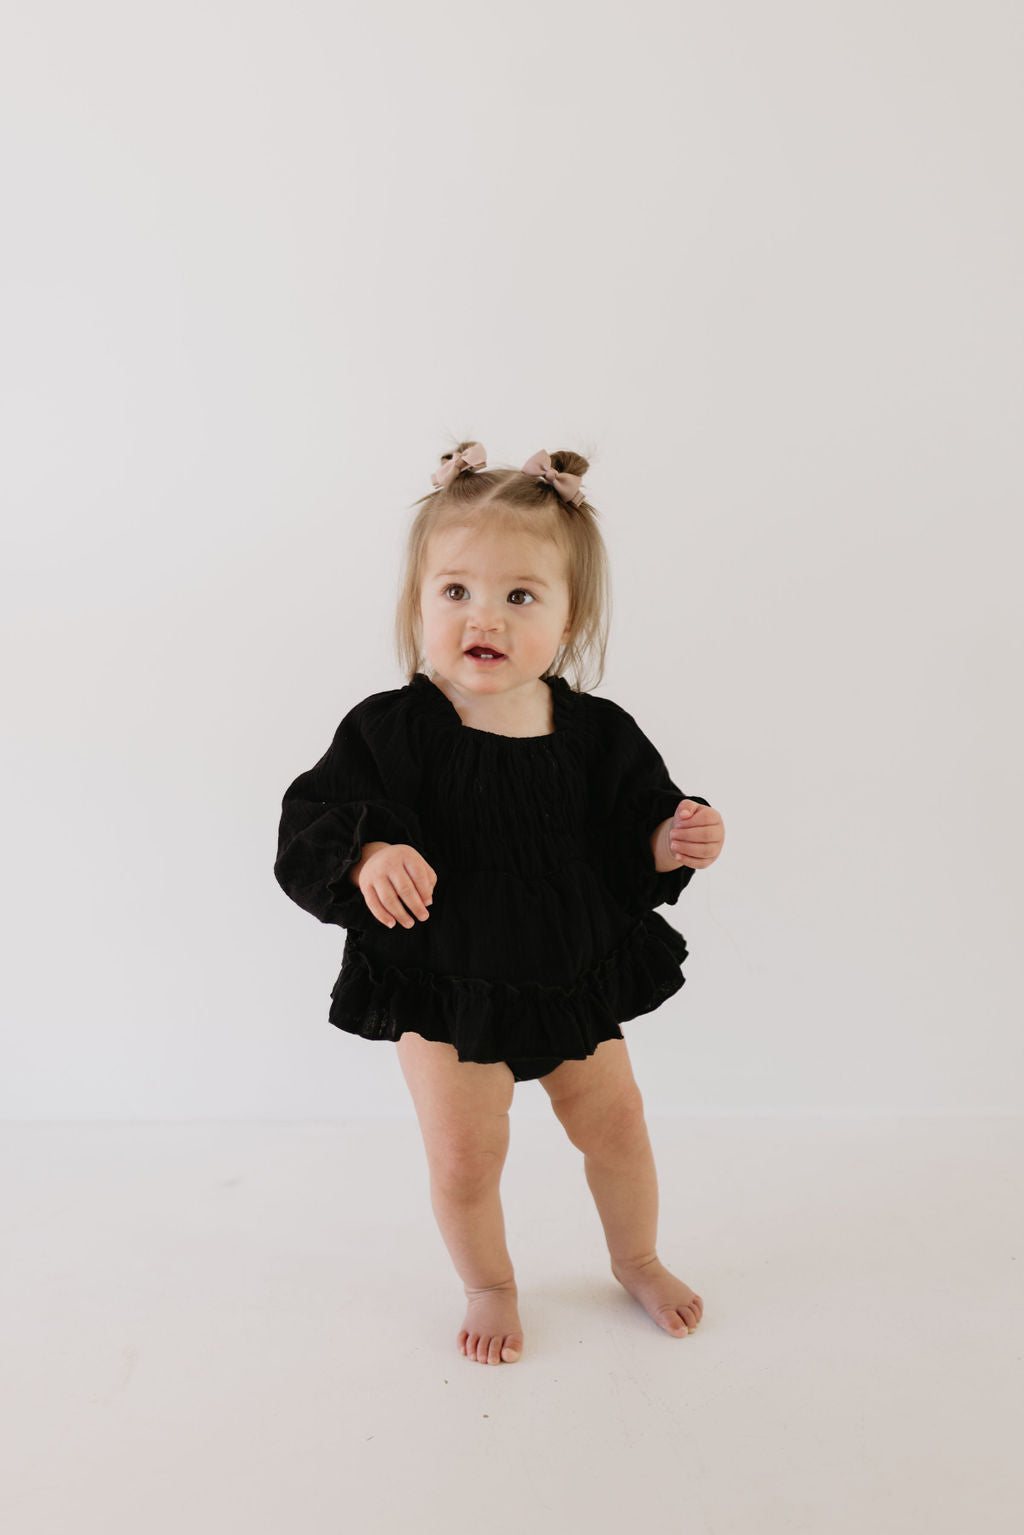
[358,844,437,929]
[669,800,725,870]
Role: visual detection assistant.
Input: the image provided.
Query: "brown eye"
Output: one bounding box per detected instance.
[442,584,466,600]
[508,590,535,605]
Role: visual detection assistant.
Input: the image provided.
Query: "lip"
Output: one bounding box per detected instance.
[464,647,506,664]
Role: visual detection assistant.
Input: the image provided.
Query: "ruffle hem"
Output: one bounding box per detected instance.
[328,911,690,1064]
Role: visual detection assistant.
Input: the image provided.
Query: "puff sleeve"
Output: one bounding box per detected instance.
[589,699,711,913]
[274,694,425,928]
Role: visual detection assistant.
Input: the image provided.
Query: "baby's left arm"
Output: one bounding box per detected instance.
[650,800,725,873]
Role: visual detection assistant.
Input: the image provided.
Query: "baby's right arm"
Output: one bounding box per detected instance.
[274,694,427,928]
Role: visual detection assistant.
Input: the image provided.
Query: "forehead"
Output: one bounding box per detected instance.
[424,521,567,581]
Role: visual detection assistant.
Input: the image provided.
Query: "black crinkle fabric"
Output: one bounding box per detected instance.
[274,672,711,1065]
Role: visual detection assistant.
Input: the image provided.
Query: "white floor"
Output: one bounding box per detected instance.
[2,1114,1021,1534]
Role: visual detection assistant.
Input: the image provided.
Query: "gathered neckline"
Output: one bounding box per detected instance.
[410,671,576,740]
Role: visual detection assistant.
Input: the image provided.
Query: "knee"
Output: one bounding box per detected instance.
[429,1128,510,1200]
[554,1084,646,1157]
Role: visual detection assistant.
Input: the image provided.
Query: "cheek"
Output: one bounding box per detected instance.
[419,602,455,636]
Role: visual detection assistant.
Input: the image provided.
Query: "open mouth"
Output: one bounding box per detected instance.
[465,646,506,663]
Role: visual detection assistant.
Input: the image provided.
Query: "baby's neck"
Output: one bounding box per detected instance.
[434,676,554,737]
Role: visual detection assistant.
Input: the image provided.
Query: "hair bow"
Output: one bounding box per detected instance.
[521,449,585,508]
[431,441,487,490]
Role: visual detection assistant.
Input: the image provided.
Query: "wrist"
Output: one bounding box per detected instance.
[349,840,390,885]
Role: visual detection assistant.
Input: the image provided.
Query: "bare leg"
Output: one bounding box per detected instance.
[396,1032,524,1364]
[583,1106,660,1267]
[540,1040,705,1337]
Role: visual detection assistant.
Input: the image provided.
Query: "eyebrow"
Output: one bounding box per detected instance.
[433,569,551,589]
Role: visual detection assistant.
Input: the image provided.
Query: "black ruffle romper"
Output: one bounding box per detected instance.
[274,672,710,1082]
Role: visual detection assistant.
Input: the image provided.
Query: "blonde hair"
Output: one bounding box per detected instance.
[395,443,611,693]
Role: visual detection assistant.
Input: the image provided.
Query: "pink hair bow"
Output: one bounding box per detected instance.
[431,441,487,490]
[521,449,586,508]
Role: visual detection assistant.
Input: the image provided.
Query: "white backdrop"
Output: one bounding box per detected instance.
[2,1,1020,1120]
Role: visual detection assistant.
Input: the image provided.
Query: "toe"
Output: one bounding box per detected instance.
[487,1334,503,1365]
[465,1332,480,1360]
[501,1336,522,1363]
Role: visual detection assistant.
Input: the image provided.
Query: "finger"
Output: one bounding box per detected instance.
[671,834,721,860]
[364,887,400,929]
[374,880,417,928]
[405,858,436,909]
[395,868,431,921]
[669,840,710,866]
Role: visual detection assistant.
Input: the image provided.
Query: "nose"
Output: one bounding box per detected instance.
[464,594,506,635]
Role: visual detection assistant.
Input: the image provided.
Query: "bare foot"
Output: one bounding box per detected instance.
[458,1278,523,1364]
[611,1255,704,1337]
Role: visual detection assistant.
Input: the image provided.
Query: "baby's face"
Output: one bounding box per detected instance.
[419,521,572,702]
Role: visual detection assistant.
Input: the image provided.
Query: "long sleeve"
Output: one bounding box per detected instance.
[589,699,711,912]
[274,694,425,928]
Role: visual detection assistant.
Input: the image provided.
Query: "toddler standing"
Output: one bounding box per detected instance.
[274,442,725,1364]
